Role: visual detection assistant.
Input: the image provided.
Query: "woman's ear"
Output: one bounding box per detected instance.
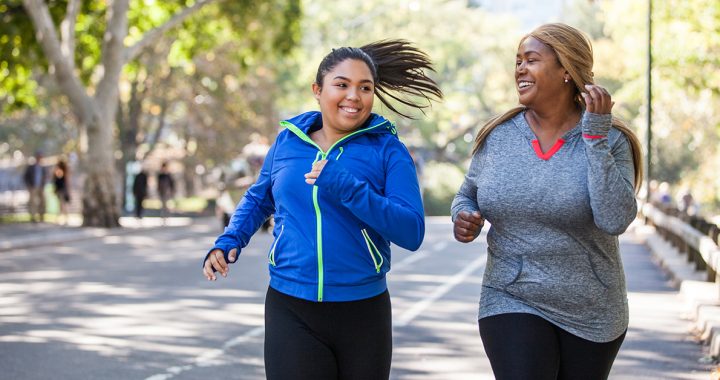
[312,83,321,100]
[563,71,571,83]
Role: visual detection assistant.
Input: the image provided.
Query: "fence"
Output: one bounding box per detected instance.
[642,202,720,283]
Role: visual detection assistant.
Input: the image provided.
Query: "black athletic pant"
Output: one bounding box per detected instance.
[479,313,625,380]
[264,286,392,380]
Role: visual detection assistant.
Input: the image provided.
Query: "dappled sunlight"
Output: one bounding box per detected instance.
[1,287,267,361]
[180,288,264,299]
[119,217,194,228]
[393,272,477,283]
[18,329,208,357]
[74,282,144,297]
[182,303,264,325]
[103,235,158,246]
[0,334,48,343]
[393,317,489,380]
[0,280,66,296]
[628,292,696,330]
[0,270,82,281]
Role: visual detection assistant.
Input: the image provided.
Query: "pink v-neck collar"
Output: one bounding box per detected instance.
[513,110,582,161]
[531,139,565,160]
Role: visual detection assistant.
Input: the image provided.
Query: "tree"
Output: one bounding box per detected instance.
[13,0,212,226]
[601,0,720,212]
[115,0,299,207]
[276,0,521,162]
[6,0,299,226]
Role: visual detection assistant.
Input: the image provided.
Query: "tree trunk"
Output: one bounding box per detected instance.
[82,169,121,227]
[81,111,121,228]
[24,0,215,227]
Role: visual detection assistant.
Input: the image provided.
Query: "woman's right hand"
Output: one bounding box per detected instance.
[453,211,485,243]
[203,248,238,281]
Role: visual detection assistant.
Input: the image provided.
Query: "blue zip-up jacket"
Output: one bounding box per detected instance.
[209,111,424,302]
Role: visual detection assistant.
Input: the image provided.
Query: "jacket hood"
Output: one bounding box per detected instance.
[283,111,395,136]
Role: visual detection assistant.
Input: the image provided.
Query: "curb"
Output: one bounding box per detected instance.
[637,224,720,362]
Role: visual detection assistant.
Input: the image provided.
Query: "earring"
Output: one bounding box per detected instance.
[564,78,569,83]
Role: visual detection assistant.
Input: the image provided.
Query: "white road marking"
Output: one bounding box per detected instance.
[144,326,264,380]
[394,254,486,327]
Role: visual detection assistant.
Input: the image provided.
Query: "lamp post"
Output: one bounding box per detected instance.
[646,0,653,202]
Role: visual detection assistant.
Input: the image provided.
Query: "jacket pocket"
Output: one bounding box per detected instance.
[268,224,284,266]
[504,253,609,317]
[361,229,383,273]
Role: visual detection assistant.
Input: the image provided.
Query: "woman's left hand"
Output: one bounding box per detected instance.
[304,159,328,185]
[582,84,614,114]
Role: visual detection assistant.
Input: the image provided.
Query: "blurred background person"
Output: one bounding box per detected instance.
[157,162,175,219]
[52,159,71,225]
[23,150,47,223]
[132,168,149,219]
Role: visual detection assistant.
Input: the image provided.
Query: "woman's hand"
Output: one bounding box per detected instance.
[203,248,238,281]
[304,159,328,185]
[581,84,614,114]
[453,211,484,243]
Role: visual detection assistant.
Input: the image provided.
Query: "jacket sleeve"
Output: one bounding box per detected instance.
[451,149,482,223]
[205,141,277,264]
[314,141,424,251]
[582,112,637,235]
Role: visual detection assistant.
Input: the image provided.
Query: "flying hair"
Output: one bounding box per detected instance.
[315,39,443,118]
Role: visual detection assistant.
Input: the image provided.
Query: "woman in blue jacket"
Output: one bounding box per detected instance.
[203,39,442,380]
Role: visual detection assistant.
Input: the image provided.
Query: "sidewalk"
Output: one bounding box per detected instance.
[0,216,202,252]
[635,221,720,368]
[614,222,715,378]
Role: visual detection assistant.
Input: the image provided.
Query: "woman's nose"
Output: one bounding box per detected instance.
[345,87,359,100]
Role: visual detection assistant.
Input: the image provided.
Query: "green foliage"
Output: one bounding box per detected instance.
[601,0,720,213]
[117,0,301,169]
[276,0,521,161]
[0,1,107,112]
[1,1,45,112]
[421,161,465,216]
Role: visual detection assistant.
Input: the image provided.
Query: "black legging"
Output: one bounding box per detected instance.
[264,286,392,380]
[479,313,625,380]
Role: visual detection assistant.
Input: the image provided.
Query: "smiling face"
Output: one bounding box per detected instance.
[515,36,569,108]
[313,59,375,137]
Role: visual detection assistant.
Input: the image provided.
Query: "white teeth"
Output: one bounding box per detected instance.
[341,107,359,113]
[518,81,534,89]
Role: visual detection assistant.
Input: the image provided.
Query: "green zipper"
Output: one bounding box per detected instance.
[281,118,391,301]
[361,228,383,273]
[268,224,284,266]
[312,151,325,301]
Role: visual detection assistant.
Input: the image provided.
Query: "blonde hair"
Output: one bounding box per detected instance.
[472,23,643,191]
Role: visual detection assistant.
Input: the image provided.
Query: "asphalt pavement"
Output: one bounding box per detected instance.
[0,216,715,379]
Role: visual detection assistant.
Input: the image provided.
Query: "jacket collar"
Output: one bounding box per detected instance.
[283,111,394,136]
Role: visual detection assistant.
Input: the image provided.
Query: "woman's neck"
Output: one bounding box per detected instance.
[526,104,581,138]
[524,102,582,153]
[310,127,352,152]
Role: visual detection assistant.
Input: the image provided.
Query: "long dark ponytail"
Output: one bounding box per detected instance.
[315,39,442,118]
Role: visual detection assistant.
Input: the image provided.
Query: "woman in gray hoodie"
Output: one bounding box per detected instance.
[452,23,643,380]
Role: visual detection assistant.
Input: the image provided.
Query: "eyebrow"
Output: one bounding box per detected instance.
[515,50,542,57]
[333,75,374,84]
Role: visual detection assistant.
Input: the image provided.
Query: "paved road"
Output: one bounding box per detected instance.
[0,217,713,379]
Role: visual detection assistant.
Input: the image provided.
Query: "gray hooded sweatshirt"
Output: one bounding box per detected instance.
[451,111,636,343]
